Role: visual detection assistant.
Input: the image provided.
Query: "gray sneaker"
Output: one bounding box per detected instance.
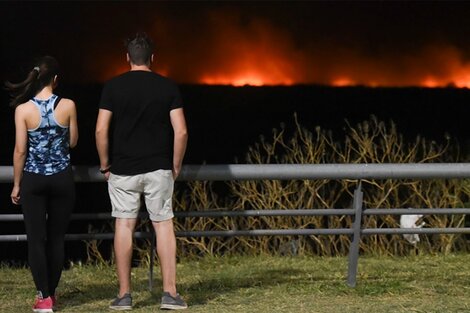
[160,292,188,310]
[109,293,132,311]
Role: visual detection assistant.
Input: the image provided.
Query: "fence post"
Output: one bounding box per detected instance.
[347,180,363,287]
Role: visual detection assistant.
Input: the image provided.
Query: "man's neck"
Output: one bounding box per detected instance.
[130,64,152,72]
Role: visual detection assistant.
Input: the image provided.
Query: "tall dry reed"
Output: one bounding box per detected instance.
[173,115,470,257]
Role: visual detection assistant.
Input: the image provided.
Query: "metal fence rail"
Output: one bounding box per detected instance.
[2,163,470,183]
[1,163,470,288]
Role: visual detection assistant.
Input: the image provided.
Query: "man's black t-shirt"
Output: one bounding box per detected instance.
[99,71,183,175]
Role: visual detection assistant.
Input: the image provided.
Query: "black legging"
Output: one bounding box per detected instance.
[21,166,75,298]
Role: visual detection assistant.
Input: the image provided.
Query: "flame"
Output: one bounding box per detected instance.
[200,74,294,86]
[452,70,470,88]
[201,75,264,86]
[332,77,355,87]
[421,77,440,88]
[455,80,470,88]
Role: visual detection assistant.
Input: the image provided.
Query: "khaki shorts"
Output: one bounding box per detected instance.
[108,169,174,222]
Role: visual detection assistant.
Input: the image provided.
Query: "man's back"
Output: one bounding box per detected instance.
[99,71,183,175]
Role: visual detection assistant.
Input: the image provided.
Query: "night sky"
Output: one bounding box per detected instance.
[3,1,470,87]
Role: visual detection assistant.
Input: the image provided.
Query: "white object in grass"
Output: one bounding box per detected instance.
[399,213,425,245]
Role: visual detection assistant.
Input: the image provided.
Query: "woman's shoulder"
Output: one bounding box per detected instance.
[15,100,36,112]
[57,97,76,107]
[54,98,77,117]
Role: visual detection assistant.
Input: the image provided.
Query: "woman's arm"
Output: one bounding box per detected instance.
[11,107,28,204]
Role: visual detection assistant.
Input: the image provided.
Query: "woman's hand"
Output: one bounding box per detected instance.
[11,185,20,205]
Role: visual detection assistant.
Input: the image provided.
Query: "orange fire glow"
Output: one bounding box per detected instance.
[200,73,294,86]
[97,43,470,88]
[421,77,440,88]
[331,77,355,87]
[94,13,470,89]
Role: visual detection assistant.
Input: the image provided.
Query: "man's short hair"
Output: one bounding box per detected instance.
[126,32,154,66]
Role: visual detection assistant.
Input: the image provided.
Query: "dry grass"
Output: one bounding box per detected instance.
[2,254,470,312]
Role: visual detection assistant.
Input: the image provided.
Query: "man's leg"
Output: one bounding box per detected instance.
[152,219,177,296]
[115,218,137,297]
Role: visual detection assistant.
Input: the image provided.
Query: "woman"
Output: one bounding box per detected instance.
[6,56,78,313]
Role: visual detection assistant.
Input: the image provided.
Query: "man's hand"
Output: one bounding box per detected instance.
[172,167,181,180]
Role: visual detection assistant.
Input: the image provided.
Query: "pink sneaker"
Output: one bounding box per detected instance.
[33,295,53,313]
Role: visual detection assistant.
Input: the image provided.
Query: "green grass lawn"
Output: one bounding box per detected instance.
[1,254,470,312]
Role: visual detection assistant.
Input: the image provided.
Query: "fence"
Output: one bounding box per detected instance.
[1,163,470,288]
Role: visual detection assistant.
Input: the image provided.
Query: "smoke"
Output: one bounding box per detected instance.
[93,7,470,88]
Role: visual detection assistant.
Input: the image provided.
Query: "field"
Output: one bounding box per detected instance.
[1,254,470,313]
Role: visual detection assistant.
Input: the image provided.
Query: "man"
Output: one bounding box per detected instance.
[95,32,188,311]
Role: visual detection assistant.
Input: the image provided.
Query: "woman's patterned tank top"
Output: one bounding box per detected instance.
[24,94,70,175]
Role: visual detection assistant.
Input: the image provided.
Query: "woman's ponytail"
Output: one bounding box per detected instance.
[4,56,59,108]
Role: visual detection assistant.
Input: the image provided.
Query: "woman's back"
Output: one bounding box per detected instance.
[21,94,71,175]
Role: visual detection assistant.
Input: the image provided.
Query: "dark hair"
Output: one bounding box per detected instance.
[4,56,60,108]
[126,32,154,66]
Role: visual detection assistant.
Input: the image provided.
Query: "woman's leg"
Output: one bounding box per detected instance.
[21,172,51,297]
[46,168,75,296]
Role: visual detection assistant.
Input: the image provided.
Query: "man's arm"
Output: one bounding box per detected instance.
[67,99,79,148]
[170,108,188,179]
[95,108,113,177]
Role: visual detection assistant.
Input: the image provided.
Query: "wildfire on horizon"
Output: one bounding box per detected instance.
[96,12,470,89]
[100,45,470,88]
